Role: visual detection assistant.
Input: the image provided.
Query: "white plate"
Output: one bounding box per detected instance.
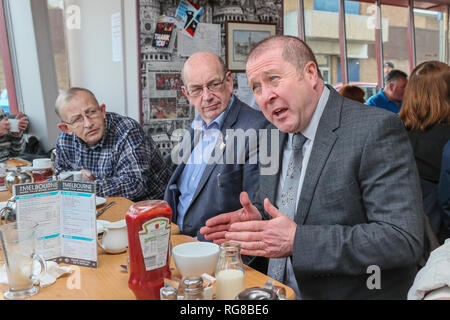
[96,197,107,206]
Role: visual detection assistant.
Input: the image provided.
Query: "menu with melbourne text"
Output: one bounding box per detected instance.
[14,181,98,268]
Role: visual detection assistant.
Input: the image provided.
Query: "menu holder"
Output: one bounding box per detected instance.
[14,181,98,268]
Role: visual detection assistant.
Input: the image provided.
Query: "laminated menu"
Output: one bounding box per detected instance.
[14,181,98,268]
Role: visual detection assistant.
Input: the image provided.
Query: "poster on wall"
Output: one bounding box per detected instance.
[152,22,175,48]
[111,12,122,62]
[175,0,204,37]
[146,60,191,120]
[178,23,221,57]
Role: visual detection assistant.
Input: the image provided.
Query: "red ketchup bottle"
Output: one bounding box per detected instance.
[126,200,172,300]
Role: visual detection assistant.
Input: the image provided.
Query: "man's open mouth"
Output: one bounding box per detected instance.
[273,107,288,117]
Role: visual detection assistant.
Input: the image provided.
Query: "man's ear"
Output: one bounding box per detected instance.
[225,71,234,95]
[387,82,394,92]
[303,61,320,88]
[99,104,106,118]
[57,123,73,135]
[181,86,191,105]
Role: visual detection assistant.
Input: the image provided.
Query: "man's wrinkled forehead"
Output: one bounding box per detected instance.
[66,91,98,109]
[246,46,284,79]
[61,91,98,117]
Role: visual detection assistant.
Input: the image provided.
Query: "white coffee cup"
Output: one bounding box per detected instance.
[71,171,83,181]
[8,119,20,133]
[59,170,83,181]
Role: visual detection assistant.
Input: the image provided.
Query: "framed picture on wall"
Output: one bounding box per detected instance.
[226,21,277,72]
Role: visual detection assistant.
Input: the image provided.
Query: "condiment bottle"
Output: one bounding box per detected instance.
[126,200,172,300]
[31,158,54,182]
[160,286,178,300]
[183,276,204,300]
[215,241,246,300]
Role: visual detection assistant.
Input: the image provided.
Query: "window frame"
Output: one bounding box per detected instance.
[0,0,18,115]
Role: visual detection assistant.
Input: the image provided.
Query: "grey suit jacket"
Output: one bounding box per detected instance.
[165,97,270,240]
[257,86,424,299]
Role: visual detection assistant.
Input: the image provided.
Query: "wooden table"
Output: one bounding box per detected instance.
[0,193,295,300]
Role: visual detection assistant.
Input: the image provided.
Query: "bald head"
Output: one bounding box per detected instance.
[182,52,227,84]
[181,51,233,125]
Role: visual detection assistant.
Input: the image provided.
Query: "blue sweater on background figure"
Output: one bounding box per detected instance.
[366,89,401,114]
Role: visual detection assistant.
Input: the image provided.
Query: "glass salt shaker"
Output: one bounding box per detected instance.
[183,276,204,300]
[160,286,178,300]
[215,241,246,300]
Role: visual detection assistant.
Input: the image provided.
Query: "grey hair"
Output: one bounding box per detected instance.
[55,87,99,118]
[384,69,408,85]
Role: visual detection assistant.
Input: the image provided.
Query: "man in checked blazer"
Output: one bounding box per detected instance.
[201,36,424,299]
[165,52,270,242]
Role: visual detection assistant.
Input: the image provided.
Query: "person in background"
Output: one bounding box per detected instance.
[408,236,450,300]
[338,84,366,103]
[201,35,423,299]
[165,52,270,243]
[54,87,171,201]
[399,61,450,243]
[384,61,394,76]
[409,140,450,301]
[0,108,29,162]
[366,69,408,114]
[439,141,450,238]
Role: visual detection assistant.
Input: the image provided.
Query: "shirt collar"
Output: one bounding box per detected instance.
[380,88,402,106]
[191,95,234,132]
[290,85,330,143]
[379,89,390,103]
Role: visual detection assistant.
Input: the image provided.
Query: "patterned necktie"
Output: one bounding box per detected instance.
[267,133,307,283]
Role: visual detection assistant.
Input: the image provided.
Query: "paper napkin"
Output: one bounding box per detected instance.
[0,260,72,288]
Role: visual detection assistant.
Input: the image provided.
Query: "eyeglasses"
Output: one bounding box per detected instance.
[62,107,102,128]
[186,74,228,97]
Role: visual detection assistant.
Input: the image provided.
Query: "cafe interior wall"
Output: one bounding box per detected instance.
[139,0,283,156]
[64,0,140,123]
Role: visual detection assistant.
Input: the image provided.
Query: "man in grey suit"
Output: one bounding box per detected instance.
[201,36,424,299]
[165,52,269,241]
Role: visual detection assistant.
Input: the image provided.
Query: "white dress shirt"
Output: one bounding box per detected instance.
[275,86,330,299]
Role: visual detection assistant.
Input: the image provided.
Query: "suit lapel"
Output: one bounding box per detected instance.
[295,87,342,225]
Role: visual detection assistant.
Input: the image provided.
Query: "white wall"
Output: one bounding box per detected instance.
[5,0,140,152]
[65,0,140,121]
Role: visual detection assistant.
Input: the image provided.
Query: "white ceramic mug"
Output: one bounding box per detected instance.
[97,219,128,254]
[8,119,20,133]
